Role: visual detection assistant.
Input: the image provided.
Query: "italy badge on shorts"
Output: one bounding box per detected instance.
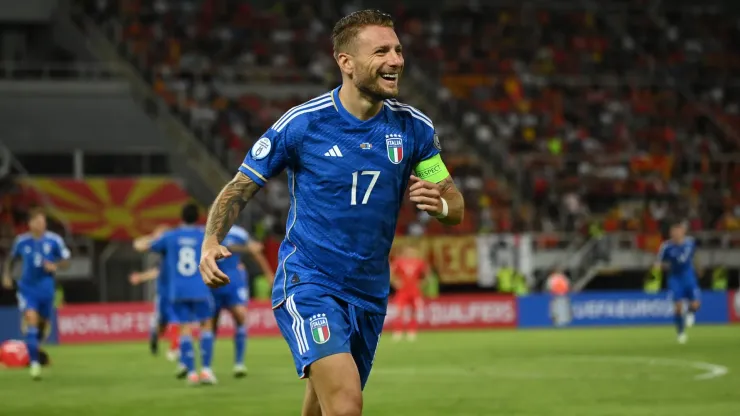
[309,314,330,344]
[385,134,403,164]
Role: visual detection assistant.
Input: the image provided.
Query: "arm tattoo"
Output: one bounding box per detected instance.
[437,176,465,225]
[205,172,261,243]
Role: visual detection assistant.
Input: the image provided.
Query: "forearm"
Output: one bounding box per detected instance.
[133,236,153,252]
[56,259,70,271]
[3,257,15,278]
[253,253,274,281]
[437,176,464,225]
[204,172,260,246]
[139,267,160,282]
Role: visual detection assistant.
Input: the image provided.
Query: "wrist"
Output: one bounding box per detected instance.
[433,198,449,219]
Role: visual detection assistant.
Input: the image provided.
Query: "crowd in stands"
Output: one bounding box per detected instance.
[84,0,740,240]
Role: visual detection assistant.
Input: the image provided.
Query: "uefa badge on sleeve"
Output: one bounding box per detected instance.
[385,134,404,164]
[310,314,331,344]
[251,137,272,160]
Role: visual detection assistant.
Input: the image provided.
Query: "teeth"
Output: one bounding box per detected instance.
[381,74,398,80]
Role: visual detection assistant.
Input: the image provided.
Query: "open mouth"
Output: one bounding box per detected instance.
[380,73,398,81]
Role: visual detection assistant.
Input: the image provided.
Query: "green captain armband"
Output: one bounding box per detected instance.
[414,154,450,183]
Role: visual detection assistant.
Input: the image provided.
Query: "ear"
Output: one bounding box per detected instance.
[335,52,354,76]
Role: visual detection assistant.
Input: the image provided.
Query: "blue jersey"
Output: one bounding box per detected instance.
[658,237,697,281]
[11,232,70,299]
[212,225,249,295]
[156,260,169,298]
[150,225,209,301]
[238,87,440,313]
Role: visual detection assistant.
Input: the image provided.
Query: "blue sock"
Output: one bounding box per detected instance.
[200,330,214,369]
[25,326,40,364]
[235,325,246,365]
[180,335,194,372]
[674,313,685,334]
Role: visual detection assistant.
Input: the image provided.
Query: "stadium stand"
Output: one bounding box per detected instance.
[87,0,740,240]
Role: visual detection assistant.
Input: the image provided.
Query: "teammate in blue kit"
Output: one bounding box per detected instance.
[2,208,70,380]
[210,224,273,378]
[199,10,463,415]
[135,204,216,385]
[130,224,180,361]
[655,219,701,344]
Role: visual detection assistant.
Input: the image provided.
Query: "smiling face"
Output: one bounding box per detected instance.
[343,25,404,100]
[332,10,403,101]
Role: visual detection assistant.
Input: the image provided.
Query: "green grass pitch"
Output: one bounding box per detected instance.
[1,326,738,415]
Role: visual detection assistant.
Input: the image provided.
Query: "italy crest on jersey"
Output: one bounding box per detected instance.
[385,134,404,164]
[309,313,330,344]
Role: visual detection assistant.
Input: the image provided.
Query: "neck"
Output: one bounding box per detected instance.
[338,83,383,121]
[31,230,44,239]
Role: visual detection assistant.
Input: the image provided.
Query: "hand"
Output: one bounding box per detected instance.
[43,261,58,273]
[199,242,232,288]
[129,272,141,285]
[408,175,443,216]
[1,276,12,290]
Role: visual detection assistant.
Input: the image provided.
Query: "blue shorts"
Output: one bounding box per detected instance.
[153,295,173,326]
[17,291,54,320]
[668,279,701,302]
[171,299,214,324]
[273,288,386,389]
[213,286,249,313]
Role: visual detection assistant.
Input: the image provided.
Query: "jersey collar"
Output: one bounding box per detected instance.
[332,86,386,126]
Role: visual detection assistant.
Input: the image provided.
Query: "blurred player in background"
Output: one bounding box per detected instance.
[209,224,273,378]
[655,218,701,344]
[390,244,430,341]
[130,223,179,361]
[2,208,70,379]
[0,339,50,369]
[135,203,216,385]
[199,10,464,415]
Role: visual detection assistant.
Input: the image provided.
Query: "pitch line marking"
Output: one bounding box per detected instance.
[556,355,729,380]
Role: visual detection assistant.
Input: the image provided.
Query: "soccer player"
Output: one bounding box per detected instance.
[135,203,216,385]
[390,244,430,342]
[131,224,179,360]
[199,9,464,415]
[655,219,701,344]
[210,224,274,378]
[2,208,70,380]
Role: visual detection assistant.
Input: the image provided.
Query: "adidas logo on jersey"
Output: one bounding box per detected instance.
[324,145,343,157]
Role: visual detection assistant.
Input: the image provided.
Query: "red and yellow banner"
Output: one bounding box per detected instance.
[21,177,196,240]
[392,236,479,284]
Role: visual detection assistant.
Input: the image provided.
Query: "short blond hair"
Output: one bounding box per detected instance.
[331,9,394,56]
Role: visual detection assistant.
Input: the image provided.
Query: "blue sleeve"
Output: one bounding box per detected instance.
[656,242,668,263]
[10,237,20,258]
[232,226,249,245]
[150,233,168,254]
[413,117,440,165]
[238,119,301,187]
[52,234,71,261]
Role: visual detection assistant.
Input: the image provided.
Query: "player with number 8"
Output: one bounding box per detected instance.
[134,203,216,386]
